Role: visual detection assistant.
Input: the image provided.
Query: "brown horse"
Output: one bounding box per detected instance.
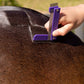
[0,6,84,84]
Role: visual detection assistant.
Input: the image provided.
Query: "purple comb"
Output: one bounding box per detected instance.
[33,4,60,42]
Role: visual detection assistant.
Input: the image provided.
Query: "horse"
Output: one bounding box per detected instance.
[0,6,84,84]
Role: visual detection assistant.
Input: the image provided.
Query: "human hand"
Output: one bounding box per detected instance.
[45,4,84,36]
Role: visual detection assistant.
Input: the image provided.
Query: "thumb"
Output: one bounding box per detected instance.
[52,23,73,36]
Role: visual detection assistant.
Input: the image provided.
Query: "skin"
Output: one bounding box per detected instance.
[45,4,84,36]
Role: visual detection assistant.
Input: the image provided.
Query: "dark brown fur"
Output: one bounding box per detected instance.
[0,6,84,84]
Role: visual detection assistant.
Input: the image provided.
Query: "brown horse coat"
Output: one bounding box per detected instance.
[0,6,84,84]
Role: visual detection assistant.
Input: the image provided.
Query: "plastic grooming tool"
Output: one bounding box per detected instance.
[33,3,60,42]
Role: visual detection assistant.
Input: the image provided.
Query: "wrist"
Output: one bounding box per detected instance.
[77,4,84,22]
[74,4,84,24]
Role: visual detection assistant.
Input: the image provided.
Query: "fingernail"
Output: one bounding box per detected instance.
[52,30,58,36]
[52,31,56,36]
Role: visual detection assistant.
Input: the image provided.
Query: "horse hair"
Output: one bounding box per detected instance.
[0,6,84,84]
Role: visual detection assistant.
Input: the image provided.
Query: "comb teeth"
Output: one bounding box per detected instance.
[50,3,58,7]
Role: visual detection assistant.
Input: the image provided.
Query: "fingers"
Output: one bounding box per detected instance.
[59,8,67,25]
[45,8,67,31]
[45,21,73,37]
[52,23,73,36]
[44,21,49,31]
[59,13,66,25]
